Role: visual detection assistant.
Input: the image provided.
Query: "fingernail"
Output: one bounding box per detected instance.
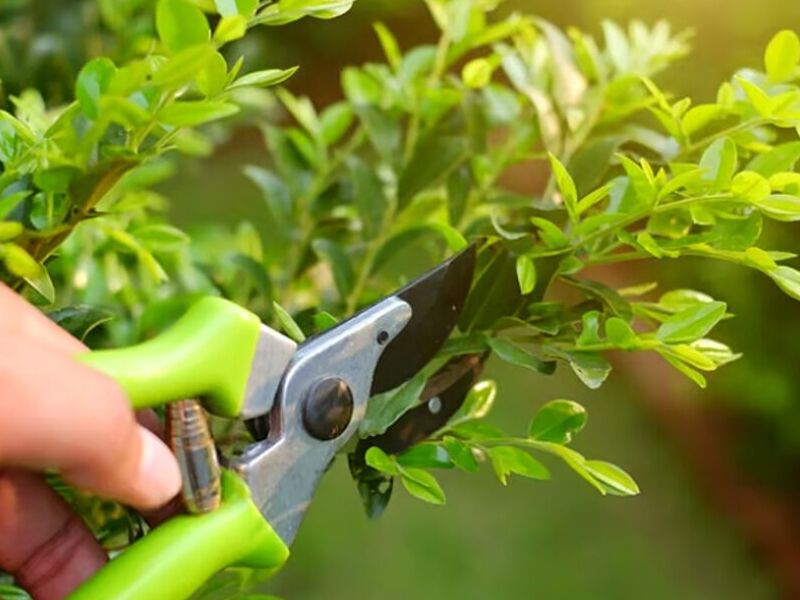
[135,427,182,509]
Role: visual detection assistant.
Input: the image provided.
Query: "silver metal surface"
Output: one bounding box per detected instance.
[228,296,412,546]
[240,325,298,420]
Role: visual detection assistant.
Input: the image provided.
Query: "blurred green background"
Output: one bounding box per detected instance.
[158,1,800,598]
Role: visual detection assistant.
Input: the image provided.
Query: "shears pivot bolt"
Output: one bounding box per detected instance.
[302,377,354,440]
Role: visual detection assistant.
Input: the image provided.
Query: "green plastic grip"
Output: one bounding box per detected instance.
[78,297,262,418]
[68,471,290,600]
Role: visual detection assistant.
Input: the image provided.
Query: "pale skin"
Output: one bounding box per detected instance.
[0,284,182,599]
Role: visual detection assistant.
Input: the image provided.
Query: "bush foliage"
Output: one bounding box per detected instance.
[3,0,800,596]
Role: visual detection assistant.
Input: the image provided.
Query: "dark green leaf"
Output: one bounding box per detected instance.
[48,306,114,341]
[488,337,556,375]
[398,136,468,210]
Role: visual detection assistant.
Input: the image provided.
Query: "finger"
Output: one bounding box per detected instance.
[0,284,84,355]
[134,410,184,526]
[0,338,181,510]
[0,470,107,600]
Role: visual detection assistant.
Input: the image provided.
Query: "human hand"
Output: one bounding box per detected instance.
[0,284,182,599]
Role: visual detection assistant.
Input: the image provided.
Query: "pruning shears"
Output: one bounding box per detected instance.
[67,245,477,600]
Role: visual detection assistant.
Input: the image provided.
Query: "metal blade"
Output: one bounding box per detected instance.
[363,352,487,454]
[370,244,476,395]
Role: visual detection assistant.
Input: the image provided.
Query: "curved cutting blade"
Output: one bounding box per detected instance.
[370,244,476,395]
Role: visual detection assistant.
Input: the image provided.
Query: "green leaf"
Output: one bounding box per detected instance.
[765,30,800,83]
[528,399,587,444]
[699,137,737,192]
[228,67,299,90]
[768,265,800,301]
[0,192,30,220]
[399,468,446,504]
[462,57,494,88]
[272,301,306,342]
[48,305,114,341]
[737,77,773,117]
[659,288,715,311]
[682,104,726,136]
[213,15,247,44]
[656,301,727,343]
[448,380,497,428]
[604,317,640,349]
[548,153,578,222]
[450,421,506,440]
[75,57,116,119]
[150,44,216,88]
[159,101,239,127]
[365,446,399,476]
[530,217,569,248]
[443,437,478,472]
[690,338,741,367]
[576,183,613,216]
[398,136,468,210]
[577,311,602,346]
[244,166,293,232]
[374,22,402,70]
[488,337,556,375]
[753,194,800,221]
[319,102,354,145]
[313,311,338,332]
[583,460,640,496]
[2,242,38,278]
[0,221,22,241]
[360,371,427,437]
[215,0,258,17]
[561,277,632,319]
[515,255,537,294]
[747,142,800,177]
[311,238,355,300]
[488,446,550,485]
[563,350,611,389]
[397,444,453,469]
[731,171,771,202]
[132,224,190,252]
[349,156,387,240]
[156,0,210,52]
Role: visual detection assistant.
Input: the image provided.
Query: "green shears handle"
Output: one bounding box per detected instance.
[78,296,262,418]
[69,297,291,599]
[68,471,289,600]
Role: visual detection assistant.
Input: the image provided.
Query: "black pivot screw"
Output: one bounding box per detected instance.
[303,377,354,440]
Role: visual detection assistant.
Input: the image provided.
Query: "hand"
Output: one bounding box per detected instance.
[0,284,182,600]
